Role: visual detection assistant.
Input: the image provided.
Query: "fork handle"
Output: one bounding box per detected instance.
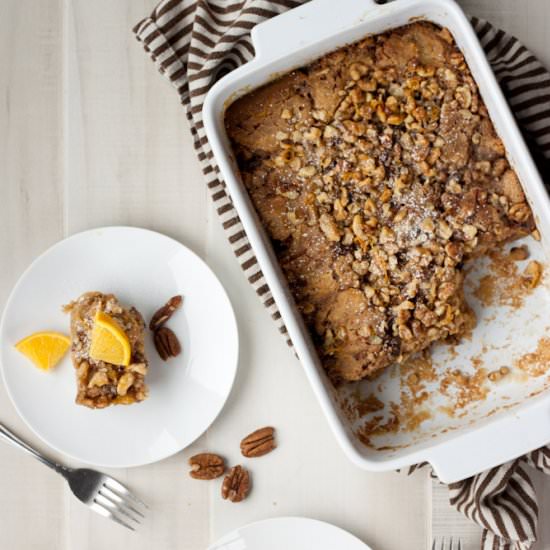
[0,422,70,477]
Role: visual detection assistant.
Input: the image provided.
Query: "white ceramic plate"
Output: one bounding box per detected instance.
[208,517,372,550]
[0,226,238,468]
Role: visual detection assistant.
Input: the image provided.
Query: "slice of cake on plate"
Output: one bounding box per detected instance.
[64,292,149,408]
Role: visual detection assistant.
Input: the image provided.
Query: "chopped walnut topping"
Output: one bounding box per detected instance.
[298,165,316,177]
[225,21,535,384]
[117,372,135,396]
[319,213,342,242]
[509,203,531,223]
[89,371,109,388]
[349,62,368,80]
[65,292,149,408]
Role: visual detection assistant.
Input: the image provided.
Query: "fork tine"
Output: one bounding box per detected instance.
[104,477,148,509]
[95,493,140,524]
[110,513,137,532]
[457,540,462,550]
[100,486,145,518]
[95,494,141,525]
[90,501,135,531]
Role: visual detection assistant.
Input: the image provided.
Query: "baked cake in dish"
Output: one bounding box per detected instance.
[64,292,149,408]
[225,22,535,384]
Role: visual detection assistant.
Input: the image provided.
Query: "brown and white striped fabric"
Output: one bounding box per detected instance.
[133,2,550,548]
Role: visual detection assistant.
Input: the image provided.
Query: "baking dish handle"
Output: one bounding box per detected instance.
[250,0,382,64]
[426,397,550,483]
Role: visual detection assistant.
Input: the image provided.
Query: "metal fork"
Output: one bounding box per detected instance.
[432,537,463,550]
[0,422,147,530]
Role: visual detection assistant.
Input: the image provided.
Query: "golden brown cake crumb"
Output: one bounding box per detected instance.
[439,367,489,410]
[226,22,534,384]
[516,337,550,378]
[473,248,542,309]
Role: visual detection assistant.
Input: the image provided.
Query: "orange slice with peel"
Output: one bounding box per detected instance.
[89,311,131,366]
[15,332,71,371]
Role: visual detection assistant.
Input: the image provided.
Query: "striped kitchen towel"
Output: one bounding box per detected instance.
[134,2,550,548]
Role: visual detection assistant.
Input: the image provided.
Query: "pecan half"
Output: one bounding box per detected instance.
[221,465,250,503]
[189,453,225,480]
[154,326,182,361]
[240,426,276,458]
[149,295,183,331]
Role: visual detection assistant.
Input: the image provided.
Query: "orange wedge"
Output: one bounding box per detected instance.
[15,332,71,371]
[89,311,131,366]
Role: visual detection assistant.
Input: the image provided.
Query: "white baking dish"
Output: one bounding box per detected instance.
[203,0,550,482]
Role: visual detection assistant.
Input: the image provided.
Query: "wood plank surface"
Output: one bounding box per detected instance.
[0,1,549,548]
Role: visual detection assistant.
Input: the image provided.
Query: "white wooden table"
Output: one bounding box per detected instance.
[1,1,549,549]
